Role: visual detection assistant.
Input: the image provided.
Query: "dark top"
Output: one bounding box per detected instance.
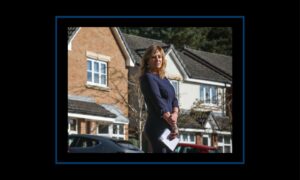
[140,73,179,139]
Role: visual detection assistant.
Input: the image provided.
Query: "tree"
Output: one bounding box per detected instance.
[127,66,147,150]
[120,27,232,55]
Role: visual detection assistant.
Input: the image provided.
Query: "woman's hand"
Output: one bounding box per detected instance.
[163,112,178,127]
[163,112,175,126]
[169,112,178,125]
[168,132,178,140]
[163,112,171,122]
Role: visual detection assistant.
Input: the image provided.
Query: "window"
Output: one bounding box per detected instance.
[87,59,107,87]
[180,133,196,144]
[119,125,124,135]
[97,124,109,134]
[70,120,76,131]
[68,119,77,134]
[224,135,231,144]
[218,135,223,142]
[182,133,188,141]
[203,137,208,145]
[97,124,125,139]
[113,124,117,134]
[200,84,218,105]
[170,80,179,99]
[76,137,98,148]
[113,124,124,135]
[112,124,125,139]
[218,135,232,153]
[202,134,211,146]
[190,134,195,142]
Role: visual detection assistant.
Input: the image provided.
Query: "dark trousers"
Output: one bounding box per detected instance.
[145,133,173,153]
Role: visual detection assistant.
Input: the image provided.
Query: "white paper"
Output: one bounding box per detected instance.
[159,128,180,151]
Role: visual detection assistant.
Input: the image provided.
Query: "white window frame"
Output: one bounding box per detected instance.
[202,134,211,146]
[179,132,196,144]
[96,123,111,137]
[96,123,125,140]
[200,84,218,105]
[112,124,125,140]
[218,135,232,153]
[87,58,107,87]
[68,119,78,134]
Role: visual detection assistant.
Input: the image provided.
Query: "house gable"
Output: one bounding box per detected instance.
[68,27,134,67]
[68,27,131,117]
[165,48,183,81]
[68,27,80,50]
[111,28,135,67]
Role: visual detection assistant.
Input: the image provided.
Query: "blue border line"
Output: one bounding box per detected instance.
[55,16,58,163]
[56,161,245,165]
[55,16,245,165]
[56,16,244,19]
[242,16,246,163]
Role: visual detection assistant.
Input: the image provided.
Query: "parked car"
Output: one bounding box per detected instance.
[68,134,144,153]
[174,143,219,153]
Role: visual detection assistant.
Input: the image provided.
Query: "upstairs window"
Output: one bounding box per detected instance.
[87,59,107,87]
[200,84,218,105]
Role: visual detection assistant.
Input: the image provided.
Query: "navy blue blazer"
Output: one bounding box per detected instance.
[140,73,179,139]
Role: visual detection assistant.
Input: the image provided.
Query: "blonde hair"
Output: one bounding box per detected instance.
[140,45,167,79]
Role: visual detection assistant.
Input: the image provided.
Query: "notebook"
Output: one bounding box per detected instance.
[159,128,180,151]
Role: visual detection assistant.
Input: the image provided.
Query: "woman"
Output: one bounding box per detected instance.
[140,45,179,153]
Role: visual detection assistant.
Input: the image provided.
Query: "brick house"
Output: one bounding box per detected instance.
[67,27,134,140]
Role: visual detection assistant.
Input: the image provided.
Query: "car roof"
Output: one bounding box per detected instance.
[68,134,144,153]
[69,134,114,141]
[178,143,217,150]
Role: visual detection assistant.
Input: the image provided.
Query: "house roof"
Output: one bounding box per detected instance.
[68,99,116,118]
[178,111,211,129]
[68,27,134,67]
[123,33,168,65]
[111,28,135,67]
[101,104,129,124]
[115,28,136,65]
[178,111,231,131]
[177,50,232,83]
[184,47,232,77]
[213,114,231,131]
[123,33,232,83]
[68,27,80,43]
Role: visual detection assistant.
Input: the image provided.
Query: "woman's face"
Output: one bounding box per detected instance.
[148,50,163,71]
